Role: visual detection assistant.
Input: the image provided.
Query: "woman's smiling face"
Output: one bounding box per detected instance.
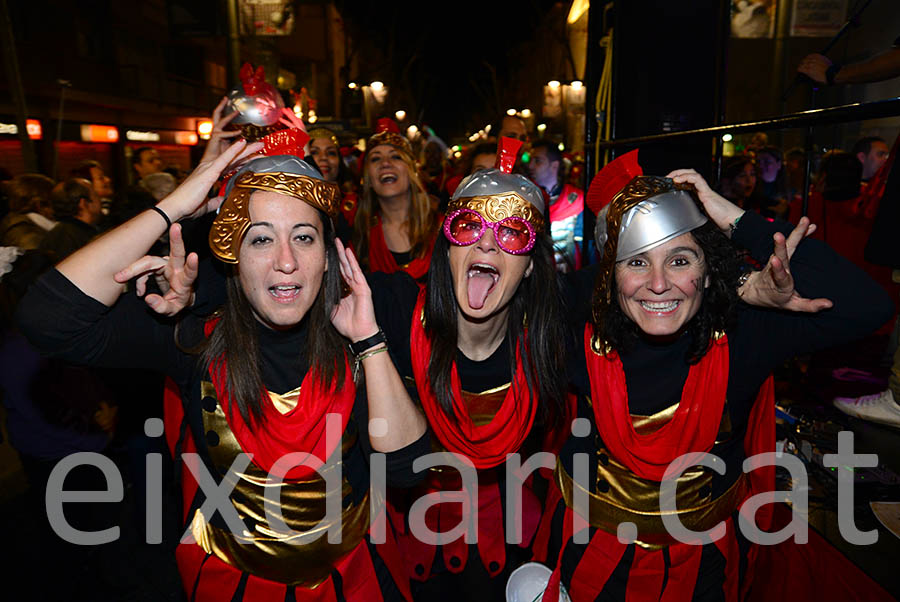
[614,232,709,337]
[309,138,340,183]
[366,144,410,201]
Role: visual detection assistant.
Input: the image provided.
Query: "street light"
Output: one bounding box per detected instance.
[197,119,213,140]
[395,110,407,121]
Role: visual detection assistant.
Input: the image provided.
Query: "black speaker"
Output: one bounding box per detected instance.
[610,0,727,179]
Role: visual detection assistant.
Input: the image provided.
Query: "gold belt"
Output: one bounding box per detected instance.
[193,381,370,586]
[555,453,748,550]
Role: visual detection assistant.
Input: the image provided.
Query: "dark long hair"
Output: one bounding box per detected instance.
[595,221,742,363]
[199,209,348,427]
[423,232,567,428]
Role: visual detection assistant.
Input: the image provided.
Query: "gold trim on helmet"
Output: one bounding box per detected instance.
[209,171,341,264]
[366,131,413,158]
[308,128,339,147]
[446,193,546,233]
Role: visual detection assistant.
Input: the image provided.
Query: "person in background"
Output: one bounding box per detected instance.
[783,147,807,202]
[719,155,783,218]
[0,166,12,221]
[468,143,498,174]
[140,172,177,203]
[492,114,529,175]
[421,139,452,201]
[131,147,164,183]
[308,126,360,227]
[852,136,890,182]
[0,173,56,249]
[756,146,790,218]
[529,140,584,272]
[1,247,119,599]
[495,114,528,144]
[797,36,900,426]
[41,178,103,261]
[444,143,497,201]
[70,159,114,216]
[353,120,441,279]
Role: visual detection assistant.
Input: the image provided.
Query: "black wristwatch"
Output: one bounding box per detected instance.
[825,63,841,86]
[349,329,386,356]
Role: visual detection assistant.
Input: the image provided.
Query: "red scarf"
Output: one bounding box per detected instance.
[205,319,356,480]
[583,323,729,481]
[410,289,538,469]
[368,215,434,279]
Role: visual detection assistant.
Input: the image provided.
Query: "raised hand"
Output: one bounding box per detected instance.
[159,138,263,222]
[113,223,198,316]
[797,54,832,85]
[199,96,243,165]
[667,168,745,236]
[738,217,833,313]
[278,108,307,132]
[277,108,311,157]
[330,238,379,343]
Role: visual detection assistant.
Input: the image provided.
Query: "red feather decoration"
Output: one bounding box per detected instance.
[585,150,642,214]
[375,117,401,134]
[495,136,523,174]
[239,62,266,95]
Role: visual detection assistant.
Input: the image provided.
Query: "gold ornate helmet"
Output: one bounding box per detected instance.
[307,127,340,147]
[446,136,546,233]
[365,118,414,161]
[209,155,341,264]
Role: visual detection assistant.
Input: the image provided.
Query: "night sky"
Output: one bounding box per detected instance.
[334,0,563,140]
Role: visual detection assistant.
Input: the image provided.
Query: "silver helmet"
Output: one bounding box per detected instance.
[594,176,707,261]
[221,64,285,128]
[451,169,546,216]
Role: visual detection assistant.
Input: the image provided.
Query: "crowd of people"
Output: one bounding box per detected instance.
[0,56,898,602]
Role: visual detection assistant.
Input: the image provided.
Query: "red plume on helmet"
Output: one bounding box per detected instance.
[495,136,523,174]
[375,117,401,135]
[239,63,267,95]
[585,149,642,214]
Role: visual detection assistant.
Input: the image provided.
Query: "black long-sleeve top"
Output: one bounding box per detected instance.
[367,271,513,393]
[16,270,429,495]
[558,210,895,496]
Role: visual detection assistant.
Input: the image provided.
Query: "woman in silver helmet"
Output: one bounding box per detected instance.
[362,137,569,601]
[535,166,893,600]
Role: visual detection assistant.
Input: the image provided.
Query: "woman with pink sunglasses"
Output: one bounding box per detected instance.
[348,136,569,600]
